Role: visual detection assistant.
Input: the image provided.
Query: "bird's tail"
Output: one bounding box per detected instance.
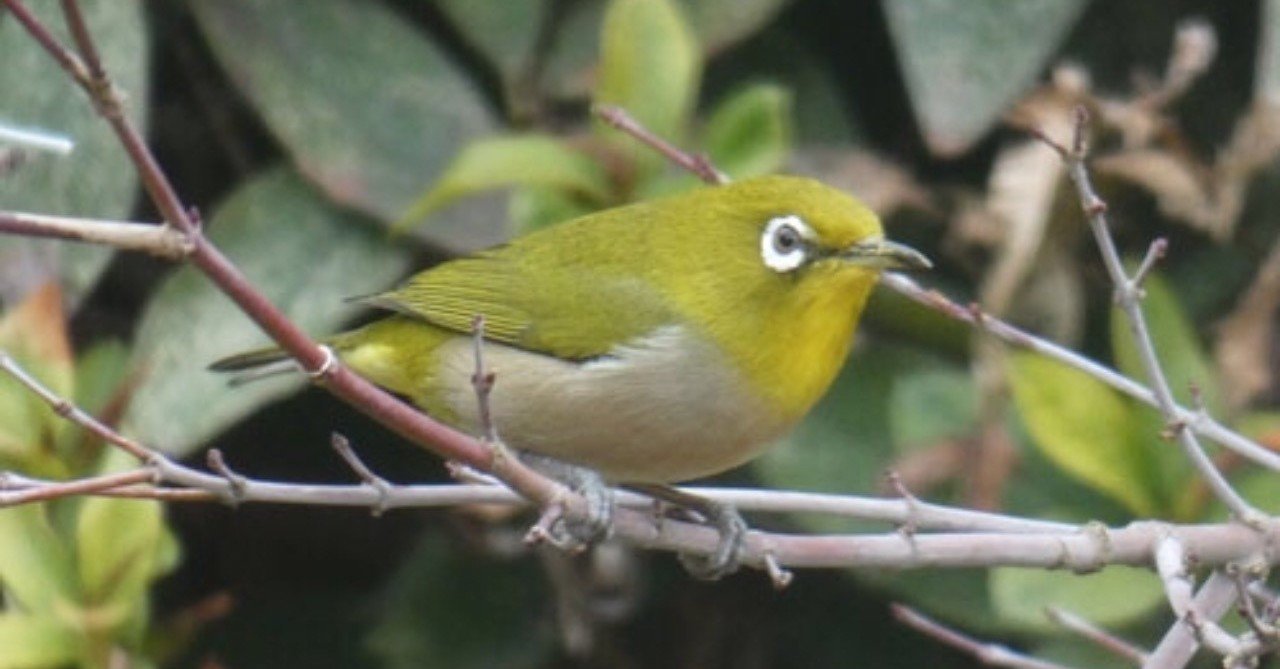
[207,345,302,385]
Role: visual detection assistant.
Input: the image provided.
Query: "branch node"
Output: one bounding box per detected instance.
[331,433,393,516]
[206,449,246,505]
[306,345,338,381]
[763,552,793,590]
[1070,104,1091,157]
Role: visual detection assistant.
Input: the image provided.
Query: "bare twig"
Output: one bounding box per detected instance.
[1051,107,1261,524]
[470,315,499,444]
[0,211,192,258]
[0,468,152,506]
[593,104,728,185]
[1045,607,1149,665]
[882,273,1280,473]
[891,604,1077,669]
[330,433,393,515]
[1145,570,1241,669]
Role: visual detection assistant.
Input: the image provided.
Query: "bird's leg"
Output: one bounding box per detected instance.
[519,452,615,548]
[626,483,747,580]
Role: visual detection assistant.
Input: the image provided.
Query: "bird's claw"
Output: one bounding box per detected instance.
[676,498,747,580]
[521,453,615,550]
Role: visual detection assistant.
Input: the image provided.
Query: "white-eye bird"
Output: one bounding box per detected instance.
[213,175,929,576]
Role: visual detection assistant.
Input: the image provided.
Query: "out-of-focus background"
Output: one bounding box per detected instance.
[2,0,1279,667]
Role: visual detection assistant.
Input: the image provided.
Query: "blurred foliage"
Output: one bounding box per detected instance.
[2,0,1280,667]
[0,287,179,669]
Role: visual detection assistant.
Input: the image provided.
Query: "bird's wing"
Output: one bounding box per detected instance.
[356,249,678,361]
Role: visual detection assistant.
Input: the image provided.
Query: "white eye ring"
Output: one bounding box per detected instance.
[761,215,813,273]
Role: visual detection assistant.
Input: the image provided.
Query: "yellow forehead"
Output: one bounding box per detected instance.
[697,175,884,249]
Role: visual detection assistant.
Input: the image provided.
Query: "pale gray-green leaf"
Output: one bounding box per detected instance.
[190,0,501,249]
[123,168,412,455]
[884,0,1085,156]
[0,0,148,304]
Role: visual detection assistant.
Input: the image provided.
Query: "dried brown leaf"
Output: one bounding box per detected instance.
[788,148,932,217]
[1215,236,1280,409]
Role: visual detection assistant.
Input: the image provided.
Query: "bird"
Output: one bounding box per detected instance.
[212,175,930,577]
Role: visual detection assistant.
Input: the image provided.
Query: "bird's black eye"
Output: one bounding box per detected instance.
[773,224,801,253]
[761,215,813,273]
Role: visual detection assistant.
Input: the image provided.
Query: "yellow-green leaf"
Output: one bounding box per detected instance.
[1007,353,1160,515]
[1111,272,1223,417]
[0,614,81,669]
[594,0,700,174]
[703,83,793,179]
[397,135,611,231]
[990,566,1163,631]
[0,506,77,613]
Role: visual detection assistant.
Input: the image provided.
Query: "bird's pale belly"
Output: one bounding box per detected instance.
[431,325,793,483]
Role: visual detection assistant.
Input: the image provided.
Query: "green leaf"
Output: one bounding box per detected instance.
[883,0,1085,156]
[0,0,148,303]
[594,0,701,174]
[190,0,501,246]
[888,367,977,450]
[508,186,599,233]
[436,0,550,88]
[544,0,786,99]
[990,566,1164,631]
[1111,272,1223,417]
[397,135,611,231]
[1007,353,1163,516]
[678,0,791,53]
[702,84,793,180]
[0,506,77,613]
[0,615,80,669]
[76,489,164,619]
[123,168,413,455]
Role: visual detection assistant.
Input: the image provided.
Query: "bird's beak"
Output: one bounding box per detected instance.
[840,238,932,271]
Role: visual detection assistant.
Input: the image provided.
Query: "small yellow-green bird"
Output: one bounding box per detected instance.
[213,175,928,574]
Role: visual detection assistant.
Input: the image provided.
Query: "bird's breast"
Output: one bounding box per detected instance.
[431,325,792,483]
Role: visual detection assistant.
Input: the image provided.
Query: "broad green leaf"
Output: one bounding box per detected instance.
[436,0,550,88]
[888,367,977,450]
[1007,353,1161,515]
[0,0,148,303]
[990,566,1164,631]
[679,0,791,53]
[545,0,787,98]
[123,168,412,455]
[71,340,130,420]
[76,492,164,621]
[509,186,599,233]
[368,536,553,669]
[594,0,700,174]
[703,84,792,180]
[0,286,74,474]
[0,505,77,613]
[190,0,502,249]
[1111,272,1223,417]
[0,615,80,669]
[883,0,1085,156]
[398,135,611,231]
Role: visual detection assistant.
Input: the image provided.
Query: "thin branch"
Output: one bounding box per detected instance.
[891,604,1078,669]
[1045,607,1149,665]
[470,315,499,444]
[593,104,728,185]
[882,273,1280,473]
[1154,538,1244,659]
[0,211,192,258]
[1145,570,1241,669]
[1053,106,1261,524]
[0,468,152,506]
